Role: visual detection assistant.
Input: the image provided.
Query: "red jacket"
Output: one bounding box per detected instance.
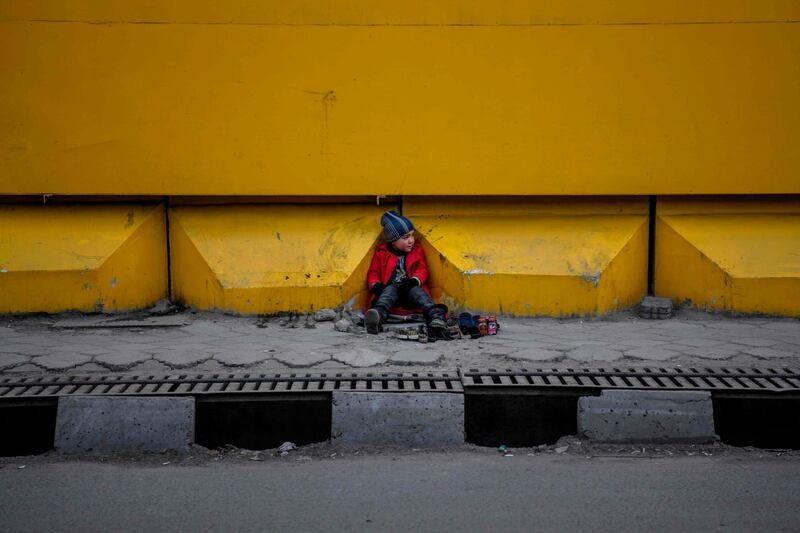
[366,243,432,309]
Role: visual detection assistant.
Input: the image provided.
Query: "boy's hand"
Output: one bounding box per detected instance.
[396,278,419,298]
[370,282,386,296]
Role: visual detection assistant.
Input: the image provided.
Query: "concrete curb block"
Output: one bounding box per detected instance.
[55,396,194,453]
[332,391,464,445]
[8,389,737,455]
[577,390,717,444]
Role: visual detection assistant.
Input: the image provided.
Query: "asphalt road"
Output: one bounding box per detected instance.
[2,451,799,532]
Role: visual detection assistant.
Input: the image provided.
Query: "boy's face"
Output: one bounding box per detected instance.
[391,230,415,253]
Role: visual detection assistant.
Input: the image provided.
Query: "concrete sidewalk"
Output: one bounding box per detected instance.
[1,309,799,376]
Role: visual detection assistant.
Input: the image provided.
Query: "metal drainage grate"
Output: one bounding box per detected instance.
[0,372,462,399]
[461,367,800,395]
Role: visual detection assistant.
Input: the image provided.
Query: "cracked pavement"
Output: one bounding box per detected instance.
[1,309,799,376]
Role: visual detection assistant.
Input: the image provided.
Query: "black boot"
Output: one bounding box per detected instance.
[424,304,448,332]
[365,306,388,334]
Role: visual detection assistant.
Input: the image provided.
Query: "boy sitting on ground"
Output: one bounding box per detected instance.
[364,211,447,335]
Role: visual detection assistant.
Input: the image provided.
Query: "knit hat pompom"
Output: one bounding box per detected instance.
[381,211,415,243]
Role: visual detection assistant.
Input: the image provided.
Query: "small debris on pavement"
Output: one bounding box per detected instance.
[279,313,299,328]
[278,441,297,454]
[150,298,178,316]
[334,319,353,332]
[161,461,170,466]
[18,465,26,469]
[314,309,337,322]
[497,444,508,453]
[554,446,569,454]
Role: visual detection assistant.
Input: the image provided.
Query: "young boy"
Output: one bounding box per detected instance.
[364,211,446,334]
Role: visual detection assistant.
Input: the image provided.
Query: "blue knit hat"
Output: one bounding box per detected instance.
[381,211,415,243]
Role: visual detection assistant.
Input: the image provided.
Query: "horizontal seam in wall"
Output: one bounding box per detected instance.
[2,19,800,27]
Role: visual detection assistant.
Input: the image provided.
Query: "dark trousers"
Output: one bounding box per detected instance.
[372,285,435,320]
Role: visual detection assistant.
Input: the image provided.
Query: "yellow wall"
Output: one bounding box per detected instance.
[2,1,798,24]
[655,198,800,316]
[169,204,384,314]
[408,198,648,316]
[0,204,167,313]
[2,2,799,316]
[2,1,799,196]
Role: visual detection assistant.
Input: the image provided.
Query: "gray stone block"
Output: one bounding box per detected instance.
[55,396,194,453]
[577,390,717,444]
[332,392,464,446]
